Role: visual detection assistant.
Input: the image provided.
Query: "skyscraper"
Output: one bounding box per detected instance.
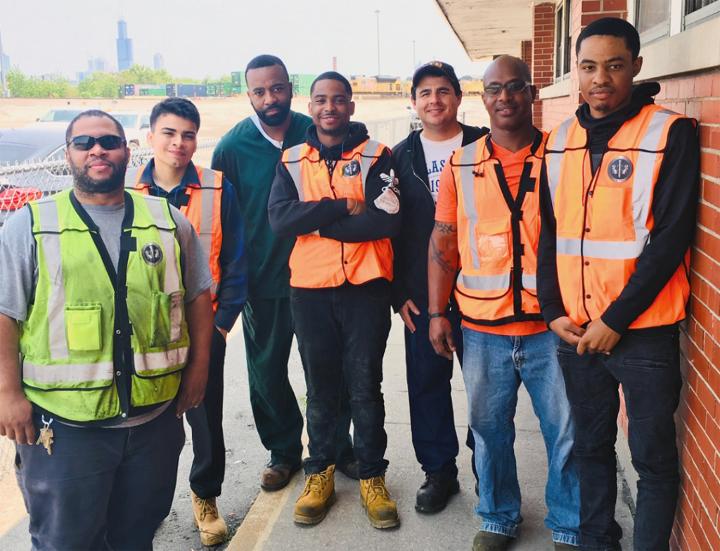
[153,53,164,71]
[116,19,133,71]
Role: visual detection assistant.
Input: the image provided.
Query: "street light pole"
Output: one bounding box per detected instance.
[375,9,381,76]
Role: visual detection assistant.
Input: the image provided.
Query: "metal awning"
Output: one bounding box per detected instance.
[434,0,533,61]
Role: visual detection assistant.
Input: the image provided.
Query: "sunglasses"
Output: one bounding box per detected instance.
[483,80,532,97]
[68,135,126,151]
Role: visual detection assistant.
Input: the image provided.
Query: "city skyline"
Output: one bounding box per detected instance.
[1,0,492,80]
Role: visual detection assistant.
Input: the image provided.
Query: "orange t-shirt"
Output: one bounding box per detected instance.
[435,139,546,337]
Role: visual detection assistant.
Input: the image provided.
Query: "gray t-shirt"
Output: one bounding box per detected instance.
[0,199,213,322]
[0,196,213,427]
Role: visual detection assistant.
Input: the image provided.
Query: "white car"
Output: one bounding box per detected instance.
[110,112,151,148]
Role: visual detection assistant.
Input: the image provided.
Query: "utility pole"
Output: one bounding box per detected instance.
[375,9,381,76]
[0,31,8,98]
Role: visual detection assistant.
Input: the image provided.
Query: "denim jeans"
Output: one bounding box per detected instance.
[291,281,391,479]
[558,325,682,551]
[462,328,579,545]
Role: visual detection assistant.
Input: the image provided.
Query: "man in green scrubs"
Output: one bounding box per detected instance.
[212,55,354,491]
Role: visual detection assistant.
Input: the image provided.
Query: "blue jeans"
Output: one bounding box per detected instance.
[462,328,579,545]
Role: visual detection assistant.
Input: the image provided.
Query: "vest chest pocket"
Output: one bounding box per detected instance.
[65,304,102,351]
[475,217,511,266]
[150,291,184,347]
[589,184,634,240]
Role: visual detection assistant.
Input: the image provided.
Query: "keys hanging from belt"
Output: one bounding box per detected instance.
[35,415,54,456]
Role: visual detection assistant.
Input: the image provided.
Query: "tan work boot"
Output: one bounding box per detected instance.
[293,465,336,525]
[191,492,228,546]
[359,475,400,529]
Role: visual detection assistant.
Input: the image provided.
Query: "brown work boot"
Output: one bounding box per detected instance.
[293,465,336,525]
[191,492,228,546]
[359,475,400,529]
[472,530,512,551]
[261,462,301,491]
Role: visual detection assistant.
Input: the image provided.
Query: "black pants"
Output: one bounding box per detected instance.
[558,325,682,551]
[187,326,227,498]
[16,405,184,551]
[291,281,391,479]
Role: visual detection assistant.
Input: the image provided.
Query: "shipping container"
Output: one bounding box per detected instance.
[166,83,177,97]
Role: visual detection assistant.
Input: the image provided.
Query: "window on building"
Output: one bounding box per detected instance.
[685,0,720,25]
[636,0,670,40]
[554,0,571,79]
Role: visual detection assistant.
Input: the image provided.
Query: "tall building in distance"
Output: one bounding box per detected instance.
[116,19,133,71]
[153,53,164,71]
[0,30,8,98]
[88,57,106,73]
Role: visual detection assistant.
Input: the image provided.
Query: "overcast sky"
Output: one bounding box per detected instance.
[1,0,491,80]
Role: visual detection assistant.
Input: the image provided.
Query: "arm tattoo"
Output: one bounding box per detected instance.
[430,234,457,275]
[433,221,457,234]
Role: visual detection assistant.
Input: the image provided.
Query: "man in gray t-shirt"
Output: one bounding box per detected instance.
[0,110,214,551]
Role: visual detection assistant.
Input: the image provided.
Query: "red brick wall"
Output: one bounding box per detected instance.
[521,40,533,69]
[530,0,720,548]
[532,2,556,128]
[653,69,720,551]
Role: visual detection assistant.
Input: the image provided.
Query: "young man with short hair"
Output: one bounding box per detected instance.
[539,18,699,551]
[212,56,356,493]
[392,61,487,513]
[269,71,401,529]
[429,56,579,551]
[127,97,247,546]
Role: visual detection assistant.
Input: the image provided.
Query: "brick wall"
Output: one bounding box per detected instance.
[532,2,556,128]
[653,69,720,551]
[530,0,720,548]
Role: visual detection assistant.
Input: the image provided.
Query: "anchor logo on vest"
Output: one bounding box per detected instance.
[141,243,163,266]
[608,156,633,183]
[342,160,361,177]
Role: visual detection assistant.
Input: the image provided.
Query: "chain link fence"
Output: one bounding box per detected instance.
[0,140,218,226]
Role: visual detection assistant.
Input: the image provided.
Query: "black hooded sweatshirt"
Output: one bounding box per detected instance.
[268,121,400,246]
[537,83,700,333]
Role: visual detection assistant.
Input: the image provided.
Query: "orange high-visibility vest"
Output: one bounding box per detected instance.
[545,103,691,329]
[281,139,393,289]
[451,132,546,325]
[129,164,223,308]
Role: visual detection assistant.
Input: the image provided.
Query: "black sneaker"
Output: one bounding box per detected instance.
[414,473,460,514]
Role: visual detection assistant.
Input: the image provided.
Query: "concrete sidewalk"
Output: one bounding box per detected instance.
[0,316,635,551]
[226,318,635,551]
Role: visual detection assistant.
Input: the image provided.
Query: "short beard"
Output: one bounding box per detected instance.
[254,100,291,127]
[71,159,127,195]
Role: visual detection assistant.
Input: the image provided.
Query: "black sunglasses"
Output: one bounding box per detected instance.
[68,135,126,151]
[483,80,532,97]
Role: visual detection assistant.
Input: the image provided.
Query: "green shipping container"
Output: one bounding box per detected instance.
[231,71,243,86]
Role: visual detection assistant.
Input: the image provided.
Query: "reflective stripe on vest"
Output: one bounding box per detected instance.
[129,164,223,301]
[33,194,184,362]
[451,133,545,324]
[34,199,70,361]
[548,108,675,261]
[281,139,393,288]
[546,104,691,328]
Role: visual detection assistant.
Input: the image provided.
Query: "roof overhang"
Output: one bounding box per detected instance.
[434,0,534,61]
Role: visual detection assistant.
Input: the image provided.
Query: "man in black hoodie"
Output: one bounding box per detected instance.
[268,72,401,530]
[538,18,699,551]
[392,61,487,514]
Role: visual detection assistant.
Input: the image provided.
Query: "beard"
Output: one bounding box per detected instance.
[70,157,128,195]
[254,99,292,127]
